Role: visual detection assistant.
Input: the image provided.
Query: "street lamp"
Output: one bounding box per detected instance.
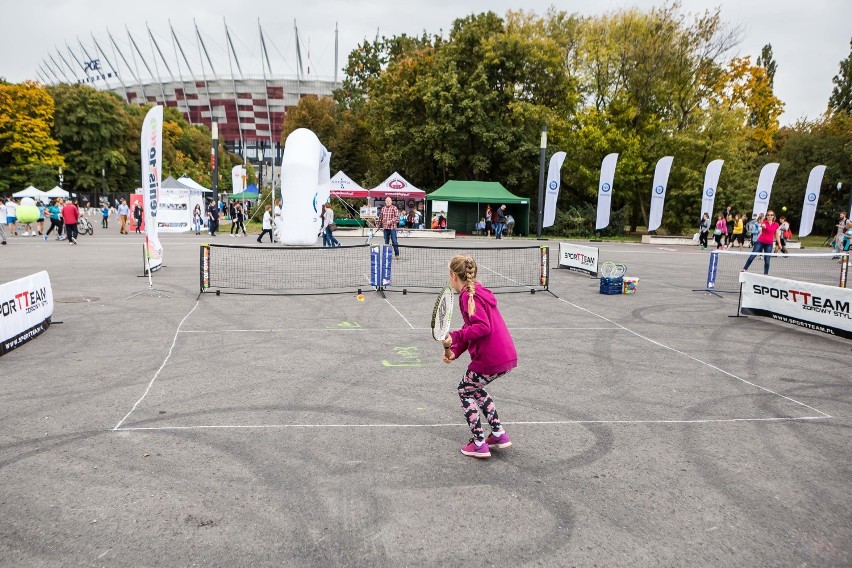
[536,124,547,239]
[58,167,63,189]
[211,121,219,203]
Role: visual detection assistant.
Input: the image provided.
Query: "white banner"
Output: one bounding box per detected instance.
[141,106,164,272]
[558,242,599,276]
[595,153,619,230]
[700,159,724,220]
[798,165,826,238]
[542,151,567,228]
[0,271,54,356]
[648,156,674,232]
[739,271,852,340]
[231,165,246,194]
[751,163,780,217]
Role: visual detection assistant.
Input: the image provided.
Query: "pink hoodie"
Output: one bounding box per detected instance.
[449,282,517,375]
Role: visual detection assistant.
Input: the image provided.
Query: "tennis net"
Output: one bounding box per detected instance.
[387,244,549,292]
[201,244,373,294]
[200,243,549,294]
[704,250,850,293]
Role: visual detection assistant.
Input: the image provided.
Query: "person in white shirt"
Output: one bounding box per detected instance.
[6,198,17,236]
[273,198,283,242]
[0,198,8,244]
[257,204,273,243]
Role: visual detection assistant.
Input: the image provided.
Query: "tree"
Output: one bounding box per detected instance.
[50,84,134,194]
[717,56,784,151]
[0,81,64,193]
[756,43,777,87]
[828,38,852,114]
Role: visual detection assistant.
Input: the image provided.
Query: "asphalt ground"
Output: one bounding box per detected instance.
[1,222,849,567]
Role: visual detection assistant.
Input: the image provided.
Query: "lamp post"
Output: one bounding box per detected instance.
[101,167,107,205]
[58,167,63,189]
[211,121,219,204]
[536,124,547,239]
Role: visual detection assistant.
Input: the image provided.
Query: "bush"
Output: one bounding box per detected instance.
[548,203,629,238]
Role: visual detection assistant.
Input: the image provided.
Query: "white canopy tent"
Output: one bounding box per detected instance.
[44,186,70,198]
[177,175,213,193]
[12,185,48,202]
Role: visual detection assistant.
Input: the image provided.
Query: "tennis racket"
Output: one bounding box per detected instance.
[600,261,627,278]
[431,286,454,358]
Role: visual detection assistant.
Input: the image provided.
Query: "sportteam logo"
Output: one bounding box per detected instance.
[561,250,597,268]
[1,287,49,318]
[751,284,851,319]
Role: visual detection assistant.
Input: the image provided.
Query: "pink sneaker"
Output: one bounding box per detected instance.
[486,431,512,449]
[460,439,491,458]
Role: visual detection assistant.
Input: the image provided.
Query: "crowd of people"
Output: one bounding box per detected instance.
[698,205,794,254]
[0,195,84,245]
[473,204,515,237]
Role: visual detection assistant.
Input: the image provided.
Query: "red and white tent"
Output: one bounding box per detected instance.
[330,171,369,198]
[369,172,425,199]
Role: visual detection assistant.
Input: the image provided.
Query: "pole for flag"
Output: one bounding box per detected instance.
[536,124,547,240]
[128,243,171,299]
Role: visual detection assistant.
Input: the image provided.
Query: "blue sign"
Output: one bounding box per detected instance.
[370,246,380,287]
[807,193,817,202]
[382,245,393,286]
[654,185,664,195]
[601,183,611,193]
[548,180,558,190]
[705,187,715,197]
[758,191,768,200]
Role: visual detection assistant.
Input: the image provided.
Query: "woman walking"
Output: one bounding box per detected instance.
[323,203,340,247]
[46,198,64,240]
[257,204,273,243]
[714,213,727,249]
[698,213,710,250]
[230,203,247,237]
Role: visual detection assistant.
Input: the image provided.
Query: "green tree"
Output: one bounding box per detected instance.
[50,84,134,194]
[756,43,777,87]
[769,112,852,234]
[0,81,64,193]
[828,38,852,114]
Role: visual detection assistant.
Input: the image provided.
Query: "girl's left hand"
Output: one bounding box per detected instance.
[442,349,455,364]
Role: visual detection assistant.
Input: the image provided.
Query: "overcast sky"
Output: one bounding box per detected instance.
[2,0,849,124]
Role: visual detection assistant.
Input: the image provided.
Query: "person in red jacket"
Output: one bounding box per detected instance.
[61,198,80,245]
[442,254,518,459]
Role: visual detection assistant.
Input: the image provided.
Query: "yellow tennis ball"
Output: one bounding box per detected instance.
[357,294,365,302]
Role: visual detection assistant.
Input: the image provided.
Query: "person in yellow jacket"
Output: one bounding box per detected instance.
[730,213,745,251]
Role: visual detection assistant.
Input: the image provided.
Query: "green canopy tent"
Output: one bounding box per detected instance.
[227,191,260,200]
[426,181,530,236]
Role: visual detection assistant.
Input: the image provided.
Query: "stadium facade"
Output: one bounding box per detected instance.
[36,21,341,171]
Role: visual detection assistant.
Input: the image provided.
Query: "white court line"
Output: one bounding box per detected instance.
[112,300,200,430]
[113,415,830,432]
[554,296,832,419]
[383,296,415,329]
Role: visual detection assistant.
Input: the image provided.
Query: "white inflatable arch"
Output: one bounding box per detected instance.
[280,128,331,245]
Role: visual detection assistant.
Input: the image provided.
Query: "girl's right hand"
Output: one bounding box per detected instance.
[442,348,455,363]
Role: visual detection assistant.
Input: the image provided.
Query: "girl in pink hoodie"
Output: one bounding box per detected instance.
[442,254,517,458]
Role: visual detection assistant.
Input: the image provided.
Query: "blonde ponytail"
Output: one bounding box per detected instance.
[449,254,478,316]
